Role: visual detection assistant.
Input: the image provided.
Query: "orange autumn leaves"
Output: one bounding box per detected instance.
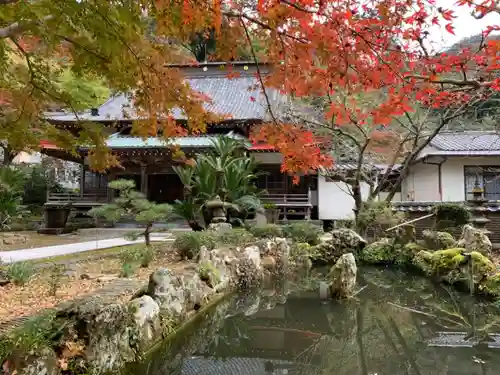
[251,124,333,182]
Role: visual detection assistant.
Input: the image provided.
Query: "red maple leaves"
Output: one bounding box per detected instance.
[224,0,500,173]
[251,123,333,181]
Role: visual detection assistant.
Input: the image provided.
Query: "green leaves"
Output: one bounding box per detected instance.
[90,178,175,244]
[172,135,263,227]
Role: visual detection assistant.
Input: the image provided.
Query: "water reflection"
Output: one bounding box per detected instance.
[128,267,500,375]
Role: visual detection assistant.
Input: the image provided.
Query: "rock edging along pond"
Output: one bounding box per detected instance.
[4,223,500,375]
[322,225,500,298]
[0,236,328,375]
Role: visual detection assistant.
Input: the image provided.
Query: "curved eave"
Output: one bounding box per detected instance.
[41,148,84,163]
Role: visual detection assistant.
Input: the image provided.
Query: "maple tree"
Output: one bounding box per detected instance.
[1,0,500,175]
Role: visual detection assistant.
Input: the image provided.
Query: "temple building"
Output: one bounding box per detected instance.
[41,62,317,229]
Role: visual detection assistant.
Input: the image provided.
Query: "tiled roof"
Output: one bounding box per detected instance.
[392,201,500,212]
[430,131,500,151]
[79,132,249,149]
[46,75,285,123]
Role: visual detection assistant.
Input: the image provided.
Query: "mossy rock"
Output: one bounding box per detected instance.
[394,242,426,266]
[430,248,466,273]
[361,238,395,264]
[422,230,457,250]
[479,273,500,297]
[469,251,495,281]
[412,250,434,275]
[412,248,494,286]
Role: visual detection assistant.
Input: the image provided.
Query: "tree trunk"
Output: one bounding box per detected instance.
[352,183,364,232]
[144,225,151,246]
[1,146,17,166]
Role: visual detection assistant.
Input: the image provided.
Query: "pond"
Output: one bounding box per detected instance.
[127,267,500,375]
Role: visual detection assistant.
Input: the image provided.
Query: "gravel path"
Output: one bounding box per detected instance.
[0,234,174,264]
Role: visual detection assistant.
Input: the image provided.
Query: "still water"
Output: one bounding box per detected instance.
[128,267,500,375]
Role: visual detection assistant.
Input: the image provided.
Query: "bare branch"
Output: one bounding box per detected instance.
[0,15,53,39]
[240,18,279,125]
[410,75,491,88]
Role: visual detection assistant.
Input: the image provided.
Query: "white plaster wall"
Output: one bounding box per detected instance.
[401,157,500,202]
[318,176,371,220]
[401,162,440,201]
[441,156,500,201]
[379,191,402,202]
[13,151,42,164]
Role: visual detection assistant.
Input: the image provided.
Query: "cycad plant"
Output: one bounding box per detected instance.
[173,136,263,229]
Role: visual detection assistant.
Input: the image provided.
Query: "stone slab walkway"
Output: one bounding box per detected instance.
[0,235,174,264]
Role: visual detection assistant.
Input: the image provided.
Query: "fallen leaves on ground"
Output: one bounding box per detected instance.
[0,249,184,325]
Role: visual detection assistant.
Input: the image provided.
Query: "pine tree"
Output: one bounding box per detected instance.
[89,180,174,246]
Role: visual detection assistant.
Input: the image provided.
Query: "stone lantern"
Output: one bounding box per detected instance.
[206,195,232,232]
[469,177,491,232]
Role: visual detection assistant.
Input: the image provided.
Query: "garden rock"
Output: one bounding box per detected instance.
[1,233,27,245]
[412,248,494,287]
[129,295,162,351]
[0,269,9,286]
[7,348,58,375]
[207,222,232,233]
[331,228,366,249]
[236,245,263,288]
[457,224,492,255]
[328,253,357,298]
[256,237,290,273]
[422,230,456,250]
[182,272,214,308]
[316,228,366,264]
[58,298,136,374]
[261,256,277,270]
[147,268,187,318]
[198,246,235,290]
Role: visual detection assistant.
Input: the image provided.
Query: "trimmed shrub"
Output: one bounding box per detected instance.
[248,224,284,239]
[174,231,217,259]
[215,228,254,247]
[284,222,323,245]
[433,203,470,231]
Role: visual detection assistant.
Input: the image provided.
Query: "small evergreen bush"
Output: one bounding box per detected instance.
[216,228,254,247]
[7,261,35,286]
[140,246,157,268]
[174,231,217,259]
[119,246,142,277]
[433,203,470,230]
[248,224,284,238]
[284,222,323,245]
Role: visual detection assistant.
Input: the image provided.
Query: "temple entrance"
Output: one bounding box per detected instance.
[148,174,184,204]
[119,174,141,190]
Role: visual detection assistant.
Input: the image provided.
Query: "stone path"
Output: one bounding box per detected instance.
[0,234,174,264]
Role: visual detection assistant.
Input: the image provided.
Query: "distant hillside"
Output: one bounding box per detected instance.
[444,33,500,54]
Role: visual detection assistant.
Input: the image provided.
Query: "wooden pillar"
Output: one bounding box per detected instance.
[107,173,115,203]
[79,164,85,198]
[140,164,148,197]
